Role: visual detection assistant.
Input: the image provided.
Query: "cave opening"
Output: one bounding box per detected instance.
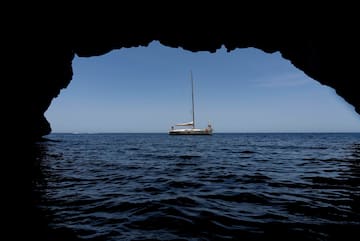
[45,41,360,134]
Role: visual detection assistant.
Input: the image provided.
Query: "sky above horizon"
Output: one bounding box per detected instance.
[45,41,360,133]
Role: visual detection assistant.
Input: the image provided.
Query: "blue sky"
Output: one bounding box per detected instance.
[45,41,360,133]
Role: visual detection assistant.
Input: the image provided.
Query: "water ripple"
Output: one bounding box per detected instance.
[34,133,360,240]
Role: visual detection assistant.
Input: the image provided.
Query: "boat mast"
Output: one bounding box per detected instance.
[191,70,195,128]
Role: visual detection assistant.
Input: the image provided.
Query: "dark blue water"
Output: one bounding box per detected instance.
[34,133,360,241]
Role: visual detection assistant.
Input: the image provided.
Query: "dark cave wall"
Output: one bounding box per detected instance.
[21,45,75,139]
[7,8,359,241]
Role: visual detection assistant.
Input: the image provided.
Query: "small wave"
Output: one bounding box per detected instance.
[202,192,269,204]
[175,162,197,167]
[179,155,201,160]
[242,173,271,184]
[166,180,203,189]
[160,196,199,207]
[239,150,256,154]
[125,147,140,151]
[302,157,317,161]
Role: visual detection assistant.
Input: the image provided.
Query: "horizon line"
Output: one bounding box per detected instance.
[48,131,360,134]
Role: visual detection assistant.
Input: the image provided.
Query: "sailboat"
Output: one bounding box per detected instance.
[168,71,213,135]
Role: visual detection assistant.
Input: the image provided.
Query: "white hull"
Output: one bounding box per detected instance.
[168,128,212,135]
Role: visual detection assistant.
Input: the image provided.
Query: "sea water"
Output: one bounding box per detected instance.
[33,133,360,240]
